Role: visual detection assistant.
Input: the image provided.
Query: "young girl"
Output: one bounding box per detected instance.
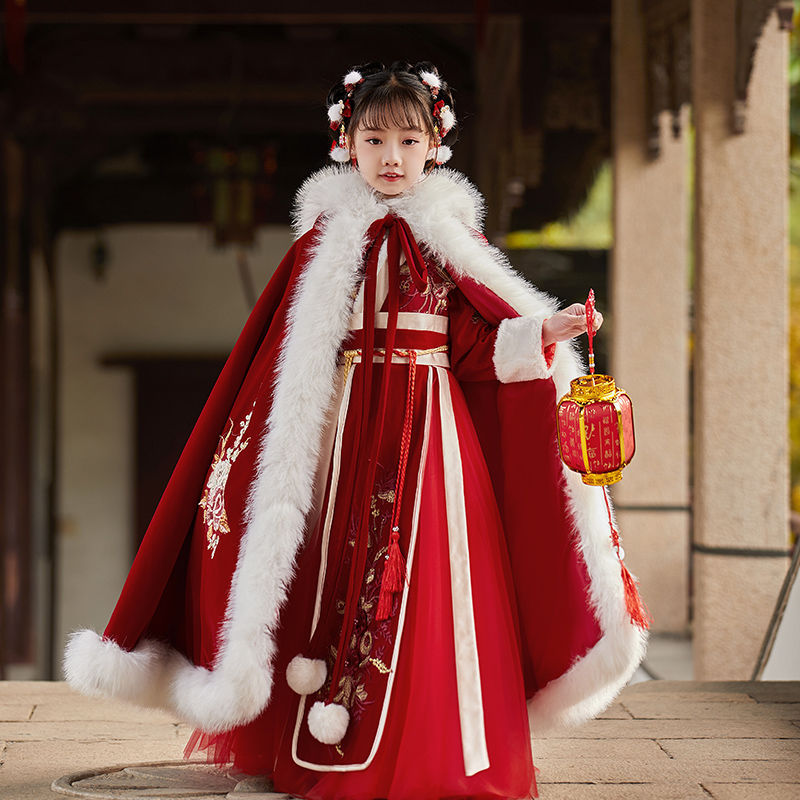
[65,61,648,800]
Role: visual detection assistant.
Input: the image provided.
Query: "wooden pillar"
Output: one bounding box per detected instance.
[474,15,522,239]
[692,1,790,678]
[611,0,691,634]
[0,136,33,673]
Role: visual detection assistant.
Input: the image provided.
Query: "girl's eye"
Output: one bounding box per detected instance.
[403,139,419,146]
[366,138,382,145]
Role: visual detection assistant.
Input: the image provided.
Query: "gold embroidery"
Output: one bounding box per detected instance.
[198,399,256,558]
[369,657,390,674]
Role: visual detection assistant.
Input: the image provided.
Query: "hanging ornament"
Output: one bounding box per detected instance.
[556,289,636,486]
[555,290,649,630]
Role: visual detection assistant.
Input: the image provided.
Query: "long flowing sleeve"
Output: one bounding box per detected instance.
[448,285,556,383]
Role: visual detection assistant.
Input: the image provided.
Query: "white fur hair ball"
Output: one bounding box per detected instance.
[308,700,350,744]
[329,145,350,163]
[436,145,453,163]
[426,145,453,165]
[440,105,456,134]
[286,655,327,695]
[343,70,363,86]
[327,101,343,124]
[419,70,441,90]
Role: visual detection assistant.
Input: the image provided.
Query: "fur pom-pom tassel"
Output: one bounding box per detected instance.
[427,145,453,165]
[329,145,351,163]
[308,700,350,744]
[286,655,327,695]
[343,70,363,87]
[327,102,343,124]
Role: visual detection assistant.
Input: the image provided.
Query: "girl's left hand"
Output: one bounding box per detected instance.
[541,303,603,347]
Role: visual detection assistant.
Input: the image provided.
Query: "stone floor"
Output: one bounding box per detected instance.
[0,680,798,799]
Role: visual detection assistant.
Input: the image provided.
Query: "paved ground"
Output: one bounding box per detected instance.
[0,680,798,799]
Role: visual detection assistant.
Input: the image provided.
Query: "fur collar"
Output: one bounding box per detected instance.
[290,165,485,239]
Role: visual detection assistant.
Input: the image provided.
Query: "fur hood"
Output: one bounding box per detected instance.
[64,165,646,738]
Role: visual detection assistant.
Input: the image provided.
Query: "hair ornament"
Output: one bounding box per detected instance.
[425,144,452,165]
[439,105,455,135]
[329,141,351,163]
[343,70,364,90]
[328,100,344,124]
[418,70,441,97]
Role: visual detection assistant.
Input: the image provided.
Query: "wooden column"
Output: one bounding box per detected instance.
[0,136,33,673]
[611,0,691,634]
[692,1,790,678]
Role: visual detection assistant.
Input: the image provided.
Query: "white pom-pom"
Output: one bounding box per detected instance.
[327,102,343,124]
[435,145,452,164]
[286,655,327,695]
[440,105,456,134]
[329,145,350,163]
[419,70,441,90]
[426,145,453,165]
[308,700,349,744]
[343,70,363,86]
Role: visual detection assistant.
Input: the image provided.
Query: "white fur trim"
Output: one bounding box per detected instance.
[286,655,327,695]
[308,701,350,744]
[493,313,553,382]
[343,70,363,86]
[64,164,645,735]
[63,629,171,709]
[527,479,648,735]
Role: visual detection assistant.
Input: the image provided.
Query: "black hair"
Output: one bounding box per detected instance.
[325,60,458,170]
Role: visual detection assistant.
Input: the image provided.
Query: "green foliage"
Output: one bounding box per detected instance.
[505,163,612,250]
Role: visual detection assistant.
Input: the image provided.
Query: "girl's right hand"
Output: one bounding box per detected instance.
[542,304,603,347]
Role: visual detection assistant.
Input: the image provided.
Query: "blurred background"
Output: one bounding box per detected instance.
[0,1,797,683]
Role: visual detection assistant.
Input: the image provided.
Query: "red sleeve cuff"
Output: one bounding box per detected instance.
[543,342,556,369]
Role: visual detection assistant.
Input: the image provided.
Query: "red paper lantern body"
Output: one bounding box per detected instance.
[557,375,635,486]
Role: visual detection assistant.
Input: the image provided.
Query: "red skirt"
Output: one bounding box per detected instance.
[185,332,537,800]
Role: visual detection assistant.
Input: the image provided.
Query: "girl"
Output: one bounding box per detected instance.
[65,61,648,800]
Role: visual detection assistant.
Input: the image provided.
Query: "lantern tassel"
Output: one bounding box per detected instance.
[619,561,652,630]
[603,487,652,630]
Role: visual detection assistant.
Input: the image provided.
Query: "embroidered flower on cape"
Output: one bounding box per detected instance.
[199,399,256,557]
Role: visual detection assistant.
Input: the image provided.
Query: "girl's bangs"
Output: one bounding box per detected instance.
[358,91,429,133]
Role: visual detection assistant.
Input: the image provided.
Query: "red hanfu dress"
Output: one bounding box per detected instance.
[185,217,542,800]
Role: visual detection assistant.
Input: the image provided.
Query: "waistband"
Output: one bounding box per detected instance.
[348,311,449,334]
[340,345,450,370]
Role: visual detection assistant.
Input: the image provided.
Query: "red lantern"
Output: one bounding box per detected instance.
[556,290,636,486]
[555,292,649,629]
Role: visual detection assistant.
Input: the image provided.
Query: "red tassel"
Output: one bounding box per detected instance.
[602,486,652,630]
[376,531,405,621]
[620,562,652,630]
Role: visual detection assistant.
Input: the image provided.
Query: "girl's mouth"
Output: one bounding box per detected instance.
[381,173,403,181]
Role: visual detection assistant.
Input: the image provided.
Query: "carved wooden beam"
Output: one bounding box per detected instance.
[733,0,794,134]
[641,0,691,158]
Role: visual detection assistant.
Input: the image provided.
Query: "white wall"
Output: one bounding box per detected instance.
[56,224,294,670]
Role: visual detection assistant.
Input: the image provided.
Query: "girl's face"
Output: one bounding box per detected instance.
[350,122,432,197]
